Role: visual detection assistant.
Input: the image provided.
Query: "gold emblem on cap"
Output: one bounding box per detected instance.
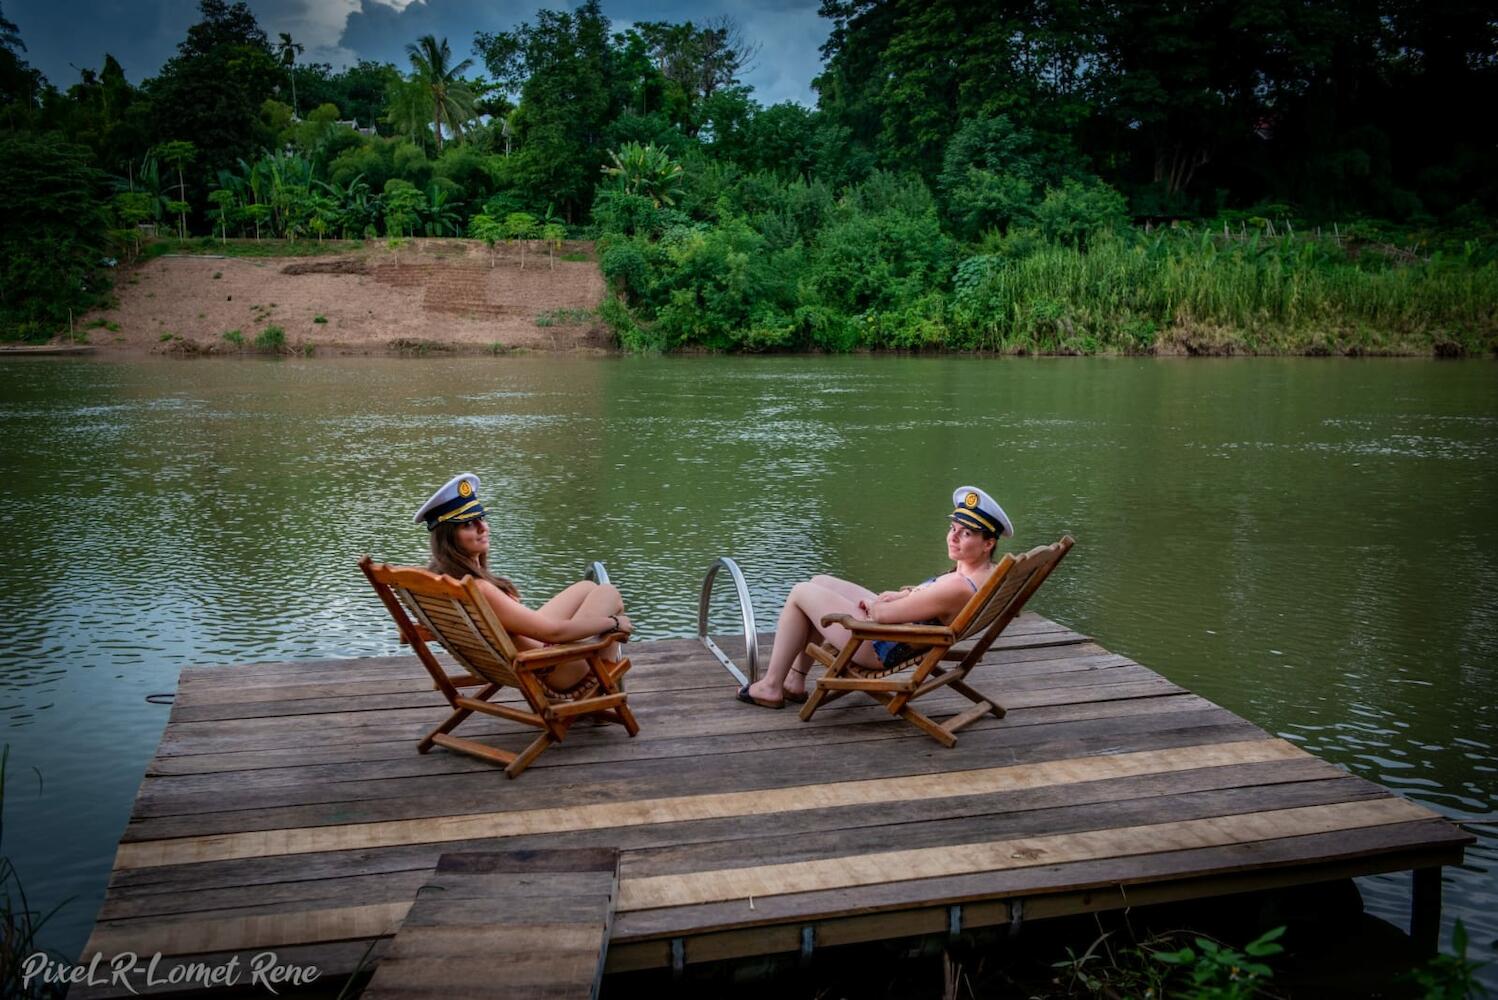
[458,479,474,498]
[964,491,979,508]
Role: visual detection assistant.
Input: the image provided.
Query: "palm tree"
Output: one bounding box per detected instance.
[404,35,476,153]
[277,33,304,118]
[383,77,430,144]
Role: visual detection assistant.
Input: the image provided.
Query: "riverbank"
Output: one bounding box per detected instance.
[55,235,1498,358]
[74,238,611,356]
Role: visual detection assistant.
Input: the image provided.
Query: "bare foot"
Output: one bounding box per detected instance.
[746,678,782,702]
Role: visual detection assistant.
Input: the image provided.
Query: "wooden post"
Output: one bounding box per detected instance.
[1411,866,1442,957]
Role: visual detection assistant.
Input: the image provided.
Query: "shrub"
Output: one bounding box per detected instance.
[534,308,594,327]
[1032,177,1130,249]
[222,329,244,347]
[254,325,286,352]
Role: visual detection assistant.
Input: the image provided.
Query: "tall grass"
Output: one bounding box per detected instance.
[0,748,68,1000]
[949,232,1498,355]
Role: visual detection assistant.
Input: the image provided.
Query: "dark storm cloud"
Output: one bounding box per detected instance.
[8,0,199,86]
[9,0,827,106]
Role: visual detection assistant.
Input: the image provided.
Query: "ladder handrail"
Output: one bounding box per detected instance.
[696,557,759,686]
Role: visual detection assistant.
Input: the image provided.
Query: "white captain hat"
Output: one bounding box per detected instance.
[950,485,1013,539]
[414,472,486,531]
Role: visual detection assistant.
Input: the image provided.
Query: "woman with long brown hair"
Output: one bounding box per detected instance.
[417,473,632,690]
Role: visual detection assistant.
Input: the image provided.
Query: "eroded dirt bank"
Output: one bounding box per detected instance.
[83,239,613,355]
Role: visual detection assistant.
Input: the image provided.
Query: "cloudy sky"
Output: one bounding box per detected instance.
[7,0,830,106]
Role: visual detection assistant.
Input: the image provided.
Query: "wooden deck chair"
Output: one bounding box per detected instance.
[359,556,639,778]
[799,536,1074,747]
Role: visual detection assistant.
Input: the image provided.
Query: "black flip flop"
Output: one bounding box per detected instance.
[736,685,785,709]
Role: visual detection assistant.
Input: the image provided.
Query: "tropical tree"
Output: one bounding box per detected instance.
[504,211,537,267]
[382,77,429,145]
[541,221,565,268]
[468,212,503,266]
[152,140,197,237]
[422,184,462,235]
[276,32,304,118]
[601,142,684,207]
[112,191,153,256]
[144,0,281,183]
[404,34,477,153]
[121,155,172,229]
[382,178,424,236]
[475,0,618,220]
[0,133,110,338]
[207,188,236,239]
[242,202,271,240]
[317,173,374,238]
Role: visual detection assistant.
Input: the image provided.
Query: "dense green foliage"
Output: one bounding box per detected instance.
[0,131,109,339]
[1,0,1494,350]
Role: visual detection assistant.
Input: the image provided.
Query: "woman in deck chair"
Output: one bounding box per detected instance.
[736,486,1013,709]
[417,472,632,690]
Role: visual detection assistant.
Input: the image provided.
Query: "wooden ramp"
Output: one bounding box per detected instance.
[362,850,618,1000]
[77,613,1472,996]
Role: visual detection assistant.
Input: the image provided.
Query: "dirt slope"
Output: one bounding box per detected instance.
[84,239,612,355]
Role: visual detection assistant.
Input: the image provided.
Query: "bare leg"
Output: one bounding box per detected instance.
[545,583,624,690]
[536,580,598,619]
[747,581,881,702]
[810,574,877,604]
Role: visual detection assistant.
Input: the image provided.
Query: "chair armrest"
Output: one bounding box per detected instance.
[819,613,955,643]
[513,631,629,671]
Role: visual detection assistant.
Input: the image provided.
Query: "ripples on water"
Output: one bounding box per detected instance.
[0,356,1494,984]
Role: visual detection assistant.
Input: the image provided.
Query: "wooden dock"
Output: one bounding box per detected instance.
[79,613,1471,997]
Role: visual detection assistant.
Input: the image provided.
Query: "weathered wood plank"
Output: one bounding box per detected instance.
[130,683,1193,818]
[156,647,1119,750]
[140,679,1180,778]
[609,820,1474,945]
[105,756,1345,902]
[86,790,1443,961]
[168,641,1113,721]
[614,797,1437,911]
[335,850,619,1000]
[99,763,1367,925]
[117,718,1267,854]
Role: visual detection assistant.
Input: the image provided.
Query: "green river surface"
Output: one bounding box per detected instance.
[0,355,1494,987]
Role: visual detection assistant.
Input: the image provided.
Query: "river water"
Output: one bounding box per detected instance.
[0,356,1494,985]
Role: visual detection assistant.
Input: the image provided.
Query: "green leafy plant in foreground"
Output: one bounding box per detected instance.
[1049,925,1285,999]
[1408,921,1489,1000]
[1151,925,1285,999]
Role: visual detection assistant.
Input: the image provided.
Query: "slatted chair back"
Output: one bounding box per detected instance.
[947,536,1075,668]
[360,556,639,776]
[387,568,522,689]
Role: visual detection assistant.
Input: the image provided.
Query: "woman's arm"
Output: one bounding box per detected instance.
[478,580,629,644]
[860,577,969,625]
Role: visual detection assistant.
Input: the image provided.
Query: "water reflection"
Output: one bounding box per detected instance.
[0,355,1494,982]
